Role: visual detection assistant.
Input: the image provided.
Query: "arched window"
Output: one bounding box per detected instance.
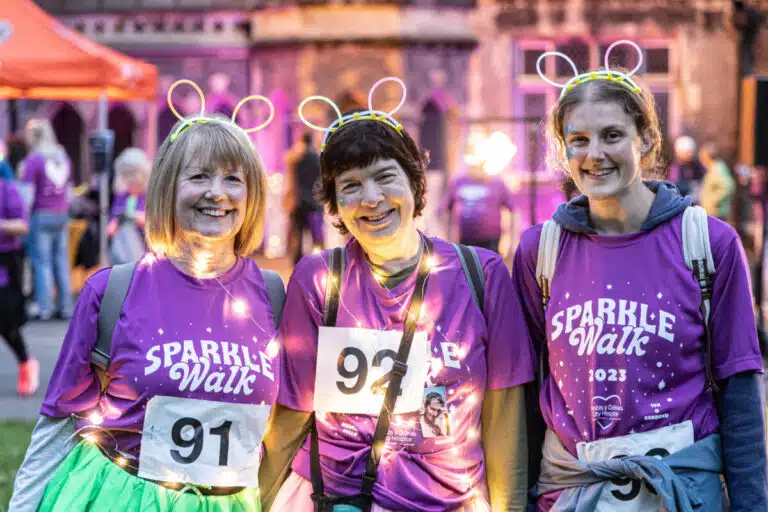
[157,107,177,147]
[51,103,85,184]
[419,100,446,172]
[108,105,136,161]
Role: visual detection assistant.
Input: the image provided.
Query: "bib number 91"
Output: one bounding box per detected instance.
[170,417,232,466]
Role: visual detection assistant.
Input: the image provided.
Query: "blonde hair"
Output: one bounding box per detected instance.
[145,116,268,257]
[113,147,152,194]
[25,119,64,160]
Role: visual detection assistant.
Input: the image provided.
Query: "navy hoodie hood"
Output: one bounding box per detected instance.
[552,180,692,234]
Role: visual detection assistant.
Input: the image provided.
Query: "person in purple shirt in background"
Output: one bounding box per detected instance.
[517,43,767,511]
[20,119,73,320]
[438,162,515,255]
[10,98,285,511]
[260,78,536,512]
[108,147,150,238]
[0,179,37,396]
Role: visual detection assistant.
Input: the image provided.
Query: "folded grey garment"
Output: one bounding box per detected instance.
[9,415,78,512]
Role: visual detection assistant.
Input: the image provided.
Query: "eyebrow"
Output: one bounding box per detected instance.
[337,165,397,185]
[565,125,625,135]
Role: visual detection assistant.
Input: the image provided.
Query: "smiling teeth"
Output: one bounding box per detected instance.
[367,211,389,221]
[586,168,615,177]
[201,208,226,217]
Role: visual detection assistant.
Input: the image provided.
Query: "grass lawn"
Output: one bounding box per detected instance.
[0,420,35,512]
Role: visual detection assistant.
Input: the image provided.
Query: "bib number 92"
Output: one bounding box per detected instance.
[170,417,232,466]
[337,348,401,396]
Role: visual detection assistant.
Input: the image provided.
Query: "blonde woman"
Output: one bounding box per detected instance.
[11,113,284,512]
[21,119,73,320]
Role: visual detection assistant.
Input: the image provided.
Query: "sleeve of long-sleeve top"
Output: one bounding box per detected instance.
[715,372,768,512]
[9,415,78,512]
[258,404,313,511]
[482,386,528,512]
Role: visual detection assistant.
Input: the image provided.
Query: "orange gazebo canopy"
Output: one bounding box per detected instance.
[0,0,157,101]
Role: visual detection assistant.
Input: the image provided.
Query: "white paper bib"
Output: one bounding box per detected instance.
[313,326,431,415]
[576,421,694,512]
[138,396,271,487]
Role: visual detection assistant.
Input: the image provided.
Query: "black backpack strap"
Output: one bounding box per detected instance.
[454,244,485,314]
[360,237,433,499]
[92,261,137,391]
[262,269,286,330]
[322,247,345,327]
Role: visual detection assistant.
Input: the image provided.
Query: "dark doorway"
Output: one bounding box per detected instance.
[51,103,85,185]
[419,100,446,172]
[108,105,136,161]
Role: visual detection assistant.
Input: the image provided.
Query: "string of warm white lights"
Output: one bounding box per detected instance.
[312,241,485,507]
[73,250,281,492]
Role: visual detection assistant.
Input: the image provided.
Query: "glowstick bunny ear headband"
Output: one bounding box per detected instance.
[167,79,276,142]
[298,77,407,151]
[536,40,644,100]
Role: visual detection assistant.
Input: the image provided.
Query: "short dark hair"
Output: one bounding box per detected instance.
[424,392,444,407]
[546,69,664,177]
[317,119,427,235]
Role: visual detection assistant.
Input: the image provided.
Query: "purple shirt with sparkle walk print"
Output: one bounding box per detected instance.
[41,256,280,460]
[513,212,763,458]
[277,236,536,512]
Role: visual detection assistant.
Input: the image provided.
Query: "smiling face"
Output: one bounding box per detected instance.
[174,159,248,245]
[425,397,444,423]
[563,100,649,199]
[335,158,416,254]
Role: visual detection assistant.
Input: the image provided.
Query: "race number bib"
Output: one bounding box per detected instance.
[313,326,431,415]
[138,396,271,487]
[576,421,694,512]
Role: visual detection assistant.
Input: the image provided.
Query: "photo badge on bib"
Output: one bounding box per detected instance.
[313,326,431,415]
[576,421,694,512]
[139,396,271,487]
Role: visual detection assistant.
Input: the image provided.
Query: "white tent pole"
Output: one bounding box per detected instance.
[98,91,109,266]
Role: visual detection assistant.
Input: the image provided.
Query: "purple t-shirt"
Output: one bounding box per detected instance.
[0,181,26,287]
[440,175,515,242]
[278,236,536,511]
[41,256,280,459]
[21,151,70,213]
[513,213,763,459]
[110,192,146,220]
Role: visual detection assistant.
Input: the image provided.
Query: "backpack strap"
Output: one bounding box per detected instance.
[262,269,286,330]
[92,261,137,392]
[536,220,562,308]
[681,205,719,392]
[453,244,485,314]
[322,247,346,327]
[535,220,562,385]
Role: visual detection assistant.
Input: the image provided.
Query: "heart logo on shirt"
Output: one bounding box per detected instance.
[591,394,622,430]
[45,159,70,189]
[0,21,13,45]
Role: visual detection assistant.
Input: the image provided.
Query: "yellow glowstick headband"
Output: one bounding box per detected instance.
[167,79,275,142]
[298,77,407,151]
[537,40,644,99]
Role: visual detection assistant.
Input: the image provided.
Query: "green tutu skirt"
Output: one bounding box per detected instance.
[38,441,262,511]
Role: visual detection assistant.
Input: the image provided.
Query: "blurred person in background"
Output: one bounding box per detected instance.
[0,175,36,395]
[20,119,73,320]
[283,132,324,265]
[108,148,150,264]
[439,160,516,254]
[667,135,705,200]
[699,142,735,222]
